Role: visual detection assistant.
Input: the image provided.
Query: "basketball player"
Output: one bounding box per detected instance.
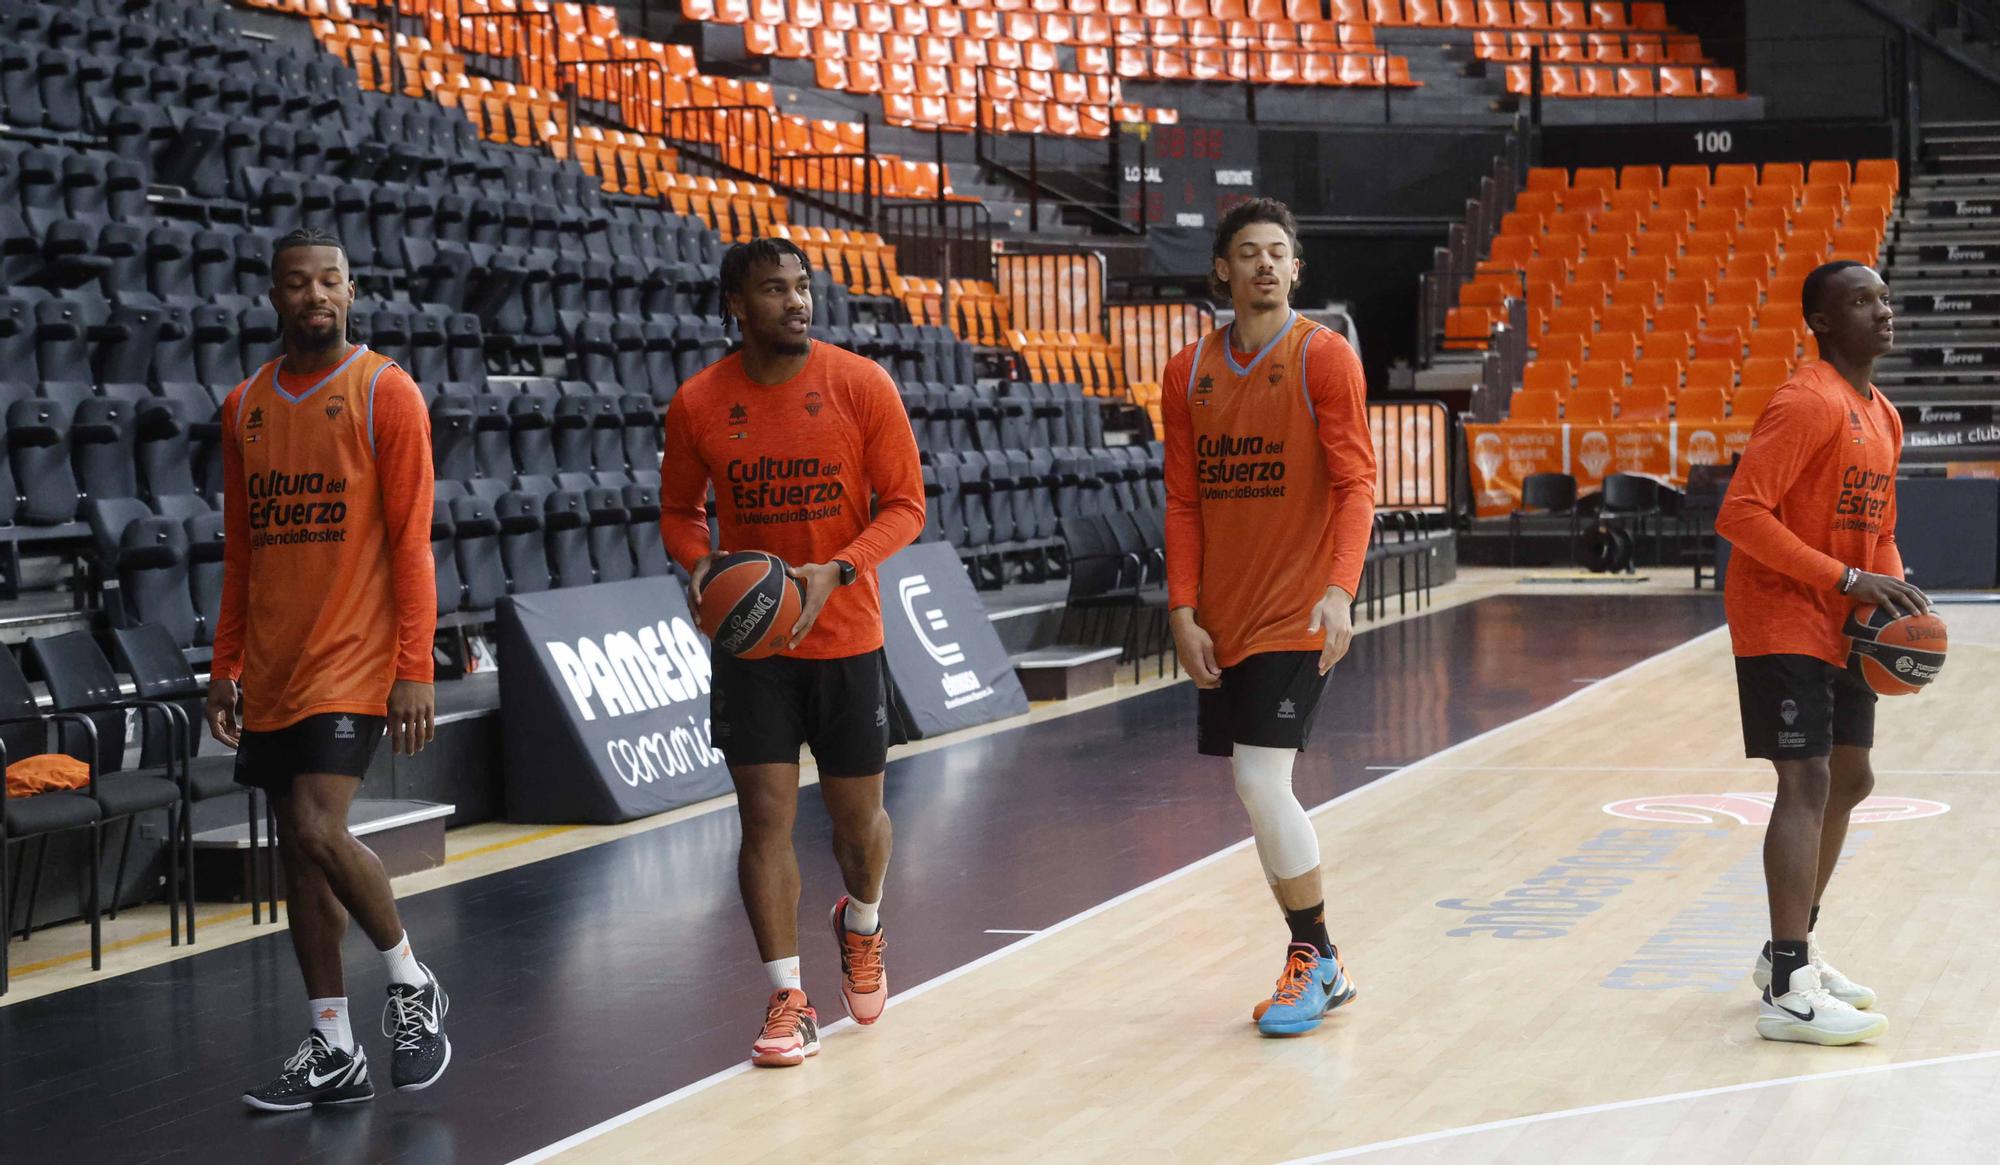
[207,228,450,1109]
[1715,260,1929,1046]
[1161,198,1377,1036]
[659,238,924,1067]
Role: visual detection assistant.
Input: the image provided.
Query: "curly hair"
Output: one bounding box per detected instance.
[1209,198,1300,301]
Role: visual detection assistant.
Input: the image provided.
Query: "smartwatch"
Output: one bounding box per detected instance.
[835,559,857,587]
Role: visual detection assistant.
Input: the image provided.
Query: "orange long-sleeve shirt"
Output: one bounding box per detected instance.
[1716,359,1905,666]
[1162,313,1377,667]
[659,340,925,659]
[213,345,437,731]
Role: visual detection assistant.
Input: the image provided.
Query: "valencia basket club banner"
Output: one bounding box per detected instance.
[1465,421,1752,517]
[878,542,1030,739]
[496,577,731,823]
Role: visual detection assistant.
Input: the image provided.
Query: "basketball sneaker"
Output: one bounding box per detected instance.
[1753,937,1877,1009]
[242,1032,374,1111]
[1256,943,1357,1036]
[385,964,452,1091]
[1757,965,1889,1046]
[750,988,820,1067]
[830,896,888,1025]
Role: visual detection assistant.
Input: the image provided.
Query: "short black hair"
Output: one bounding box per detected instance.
[719,237,813,303]
[1210,198,1301,300]
[271,227,346,267]
[1801,259,1870,324]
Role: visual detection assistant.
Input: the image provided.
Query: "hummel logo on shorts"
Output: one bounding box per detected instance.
[1276,698,1297,720]
[333,715,356,740]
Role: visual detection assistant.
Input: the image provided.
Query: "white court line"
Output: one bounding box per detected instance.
[506,625,1729,1165]
[984,929,1041,935]
[1274,1049,2000,1164]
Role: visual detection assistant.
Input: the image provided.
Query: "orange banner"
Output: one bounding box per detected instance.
[1465,421,1753,517]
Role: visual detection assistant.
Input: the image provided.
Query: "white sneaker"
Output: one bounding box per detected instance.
[1757,965,1889,1046]
[1753,935,1877,1010]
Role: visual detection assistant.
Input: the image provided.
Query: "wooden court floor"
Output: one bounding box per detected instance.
[535,606,2000,1165]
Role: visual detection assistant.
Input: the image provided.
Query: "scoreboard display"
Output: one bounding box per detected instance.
[1119,121,1260,271]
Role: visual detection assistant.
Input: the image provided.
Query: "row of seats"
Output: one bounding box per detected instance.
[1524,354,1796,400]
[1504,382,1776,425]
[1476,28,1702,63]
[1010,332,1127,395]
[0,295,304,398]
[921,446,1162,556]
[431,485,677,621]
[905,381,1110,453]
[428,382,667,485]
[1356,1,1669,27]
[1503,63,1740,99]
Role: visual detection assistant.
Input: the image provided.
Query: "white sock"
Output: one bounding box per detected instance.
[309,997,353,1052]
[379,932,427,988]
[843,897,881,935]
[764,956,802,992]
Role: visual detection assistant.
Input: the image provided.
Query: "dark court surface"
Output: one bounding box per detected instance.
[0,594,1722,1165]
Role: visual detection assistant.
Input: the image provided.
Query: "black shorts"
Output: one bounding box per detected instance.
[234,713,387,792]
[1196,650,1330,758]
[710,649,891,777]
[1735,653,1877,761]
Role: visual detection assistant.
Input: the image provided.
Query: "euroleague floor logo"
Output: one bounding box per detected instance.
[1603,792,1950,826]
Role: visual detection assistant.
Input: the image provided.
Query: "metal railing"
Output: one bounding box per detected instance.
[881,200,996,289]
[996,249,1109,337]
[1107,300,1216,388]
[1368,399,1459,513]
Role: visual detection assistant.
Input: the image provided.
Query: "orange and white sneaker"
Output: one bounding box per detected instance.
[830,896,888,1025]
[750,988,820,1068]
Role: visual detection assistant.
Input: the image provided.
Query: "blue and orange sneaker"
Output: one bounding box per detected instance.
[1255,942,1357,1036]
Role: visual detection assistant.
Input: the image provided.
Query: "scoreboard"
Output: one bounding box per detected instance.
[1118,121,1260,272]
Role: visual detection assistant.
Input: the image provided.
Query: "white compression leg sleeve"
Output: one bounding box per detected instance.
[1231,744,1321,884]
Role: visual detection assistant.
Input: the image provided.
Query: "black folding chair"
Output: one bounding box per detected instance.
[24,632,191,945]
[112,624,277,925]
[1509,472,1579,567]
[1601,473,1665,568]
[1,648,105,992]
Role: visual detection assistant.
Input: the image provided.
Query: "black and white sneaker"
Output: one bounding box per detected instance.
[243,1032,374,1111]
[385,963,451,1091]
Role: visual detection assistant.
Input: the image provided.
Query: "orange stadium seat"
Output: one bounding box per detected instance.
[1631,356,1683,394]
[1677,385,1727,422]
[1510,387,1564,422]
[1566,386,1615,423]
[1621,385,1670,421]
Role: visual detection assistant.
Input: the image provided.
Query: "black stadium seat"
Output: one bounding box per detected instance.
[542,490,592,590]
[496,490,550,594]
[450,496,507,612]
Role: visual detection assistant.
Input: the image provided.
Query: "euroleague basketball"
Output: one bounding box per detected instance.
[697,551,804,660]
[1844,605,1948,696]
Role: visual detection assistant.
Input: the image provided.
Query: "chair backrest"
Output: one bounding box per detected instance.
[24,631,128,770]
[1602,472,1660,513]
[0,646,46,770]
[110,622,204,762]
[1519,472,1577,514]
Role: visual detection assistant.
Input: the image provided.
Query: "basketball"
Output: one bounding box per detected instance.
[1844,605,1948,696]
[698,551,803,660]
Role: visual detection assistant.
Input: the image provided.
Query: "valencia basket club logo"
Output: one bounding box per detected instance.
[326,394,346,420]
[804,390,824,417]
[1603,792,1949,826]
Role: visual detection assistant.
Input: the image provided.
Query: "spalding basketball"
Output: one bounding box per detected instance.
[698,551,803,660]
[1844,605,1948,696]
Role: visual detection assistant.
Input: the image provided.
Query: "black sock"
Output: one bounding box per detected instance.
[1810,904,1820,934]
[1285,903,1334,959]
[1769,940,1809,995]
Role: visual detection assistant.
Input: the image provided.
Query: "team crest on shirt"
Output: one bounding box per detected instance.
[1266,361,1286,387]
[804,391,824,417]
[325,394,346,420]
